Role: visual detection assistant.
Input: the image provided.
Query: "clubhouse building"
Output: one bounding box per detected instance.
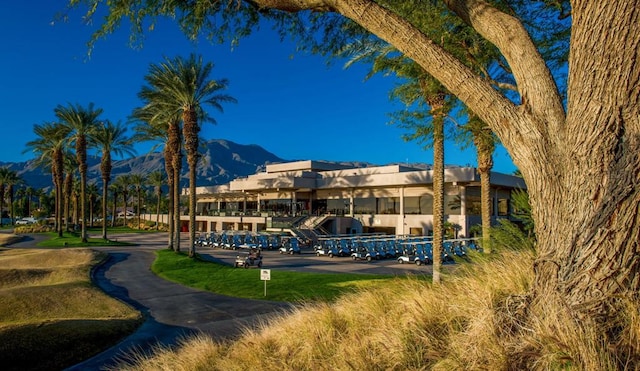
[178,160,526,240]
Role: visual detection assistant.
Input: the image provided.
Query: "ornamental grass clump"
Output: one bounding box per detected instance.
[111,248,640,370]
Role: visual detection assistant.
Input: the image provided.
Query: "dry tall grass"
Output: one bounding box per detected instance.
[113,249,640,370]
[0,248,142,371]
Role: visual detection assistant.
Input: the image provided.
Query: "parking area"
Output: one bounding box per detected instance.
[198,246,438,276]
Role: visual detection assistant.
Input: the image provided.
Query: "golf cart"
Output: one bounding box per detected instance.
[234,248,263,268]
[279,237,301,254]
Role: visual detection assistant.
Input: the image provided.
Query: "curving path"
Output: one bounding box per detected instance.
[6,232,292,371]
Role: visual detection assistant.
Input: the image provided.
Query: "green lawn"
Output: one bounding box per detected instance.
[36,232,134,248]
[152,249,427,302]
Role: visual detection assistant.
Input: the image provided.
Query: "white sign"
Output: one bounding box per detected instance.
[260,269,271,281]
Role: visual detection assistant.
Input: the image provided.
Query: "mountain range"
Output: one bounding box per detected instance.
[0,138,432,190]
[0,139,285,190]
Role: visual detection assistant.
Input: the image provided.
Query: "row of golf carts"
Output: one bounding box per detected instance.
[195,232,302,268]
[313,236,481,265]
[196,232,302,254]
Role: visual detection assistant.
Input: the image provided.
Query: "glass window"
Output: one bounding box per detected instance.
[404,195,433,215]
[377,197,399,214]
[445,195,461,215]
[498,198,509,216]
[354,197,376,214]
[465,195,482,216]
[327,198,348,215]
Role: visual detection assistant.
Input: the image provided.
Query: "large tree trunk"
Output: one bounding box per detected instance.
[252,0,640,358]
[528,1,640,324]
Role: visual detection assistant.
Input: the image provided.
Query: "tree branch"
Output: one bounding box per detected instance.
[444,0,566,135]
[248,0,547,165]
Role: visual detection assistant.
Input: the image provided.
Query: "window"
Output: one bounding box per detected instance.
[465,195,482,216]
[498,198,509,216]
[377,197,399,214]
[445,195,461,215]
[354,198,376,214]
[404,195,433,215]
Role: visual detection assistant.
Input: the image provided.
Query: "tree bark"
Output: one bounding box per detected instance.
[528,0,640,323]
[473,128,494,253]
[101,152,112,240]
[165,147,175,249]
[183,108,199,258]
[252,0,640,339]
[169,120,182,252]
[77,136,88,243]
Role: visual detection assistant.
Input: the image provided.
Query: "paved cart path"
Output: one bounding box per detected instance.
[6,232,292,371]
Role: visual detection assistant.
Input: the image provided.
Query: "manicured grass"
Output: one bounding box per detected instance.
[152,249,425,302]
[36,231,134,248]
[0,248,142,371]
[87,225,162,233]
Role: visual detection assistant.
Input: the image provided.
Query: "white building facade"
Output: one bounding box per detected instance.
[181,160,526,238]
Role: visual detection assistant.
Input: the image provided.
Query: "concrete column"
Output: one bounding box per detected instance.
[399,187,406,235]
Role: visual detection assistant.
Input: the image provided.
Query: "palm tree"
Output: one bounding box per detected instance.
[133,84,183,251]
[109,182,121,228]
[87,182,99,228]
[130,173,146,229]
[55,102,103,242]
[114,174,132,227]
[147,170,166,230]
[139,54,236,257]
[0,167,12,225]
[9,179,23,221]
[455,114,498,253]
[63,155,78,232]
[93,120,136,239]
[24,122,71,235]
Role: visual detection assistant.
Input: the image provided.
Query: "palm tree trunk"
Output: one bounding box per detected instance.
[111,190,117,228]
[122,191,128,227]
[173,163,181,251]
[64,173,73,232]
[77,137,88,243]
[474,134,495,253]
[102,178,109,240]
[0,187,5,227]
[165,147,174,248]
[169,120,182,252]
[426,89,446,284]
[432,116,444,284]
[156,188,161,230]
[137,188,142,229]
[183,109,199,258]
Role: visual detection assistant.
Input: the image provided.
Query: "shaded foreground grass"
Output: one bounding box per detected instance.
[114,249,640,370]
[153,249,419,302]
[0,249,142,371]
[0,233,22,246]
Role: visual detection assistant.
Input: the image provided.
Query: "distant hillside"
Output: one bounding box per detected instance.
[0,139,285,190]
[0,139,433,190]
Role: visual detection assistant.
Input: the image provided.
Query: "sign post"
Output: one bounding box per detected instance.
[260,269,271,296]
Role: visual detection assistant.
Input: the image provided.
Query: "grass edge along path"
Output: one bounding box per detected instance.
[36,231,135,248]
[152,249,428,303]
[0,248,143,371]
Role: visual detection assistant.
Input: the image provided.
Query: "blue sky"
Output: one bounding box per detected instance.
[0,2,516,173]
